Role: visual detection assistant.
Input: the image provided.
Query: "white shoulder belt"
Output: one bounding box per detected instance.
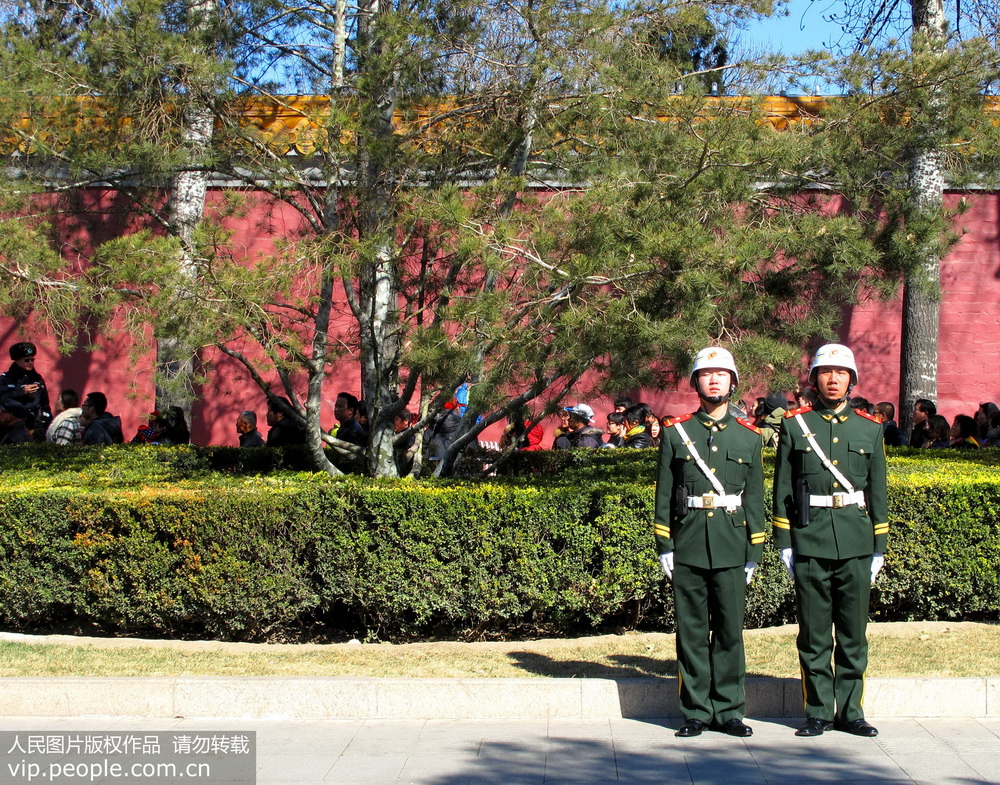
[793,413,866,509]
[673,420,742,513]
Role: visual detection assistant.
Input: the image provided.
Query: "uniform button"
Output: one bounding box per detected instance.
[711,468,717,473]
[707,512,714,517]
[806,447,812,452]
[738,458,743,463]
[833,482,840,488]
[711,446,718,452]
[711,426,718,432]
[860,448,866,454]
[833,437,839,443]
[833,459,839,465]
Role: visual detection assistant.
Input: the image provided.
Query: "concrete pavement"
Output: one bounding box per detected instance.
[0,715,996,785]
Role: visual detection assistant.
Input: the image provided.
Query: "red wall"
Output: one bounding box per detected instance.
[841,193,1000,424]
[4,189,999,447]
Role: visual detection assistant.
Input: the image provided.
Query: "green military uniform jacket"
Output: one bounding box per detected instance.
[653,410,766,569]
[772,404,889,558]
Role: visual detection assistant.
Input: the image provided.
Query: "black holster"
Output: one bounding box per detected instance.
[673,484,688,519]
[796,478,811,528]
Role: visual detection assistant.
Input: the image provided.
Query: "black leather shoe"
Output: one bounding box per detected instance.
[712,718,753,737]
[835,719,879,737]
[795,718,834,737]
[675,719,707,737]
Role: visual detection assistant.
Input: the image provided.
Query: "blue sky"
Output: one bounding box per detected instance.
[741,0,851,54]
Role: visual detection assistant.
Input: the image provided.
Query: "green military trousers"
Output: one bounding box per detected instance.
[673,561,748,724]
[794,554,871,723]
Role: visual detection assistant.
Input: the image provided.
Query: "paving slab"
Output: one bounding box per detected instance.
[1,714,999,784]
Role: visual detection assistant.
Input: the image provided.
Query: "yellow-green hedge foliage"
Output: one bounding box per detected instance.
[0,444,997,641]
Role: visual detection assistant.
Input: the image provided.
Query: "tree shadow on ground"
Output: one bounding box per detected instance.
[302,722,976,785]
[506,651,676,679]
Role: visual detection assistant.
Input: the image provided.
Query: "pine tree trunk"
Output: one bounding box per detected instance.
[333,0,347,89]
[159,0,217,422]
[355,0,404,478]
[899,0,946,435]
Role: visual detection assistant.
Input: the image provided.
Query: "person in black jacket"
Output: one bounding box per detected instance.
[603,412,626,448]
[0,342,51,437]
[80,392,124,445]
[874,402,907,447]
[553,404,604,449]
[265,396,307,447]
[236,411,265,447]
[0,400,33,444]
[622,405,653,448]
[426,398,463,459]
[333,392,367,447]
[910,398,936,448]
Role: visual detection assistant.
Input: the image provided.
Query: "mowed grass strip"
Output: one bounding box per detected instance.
[0,622,996,679]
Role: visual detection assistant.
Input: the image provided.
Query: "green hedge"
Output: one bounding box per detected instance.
[0,445,997,641]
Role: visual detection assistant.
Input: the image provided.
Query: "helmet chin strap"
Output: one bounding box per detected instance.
[815,382,854,408]
[693,371,735,408]
[698,382,734,406]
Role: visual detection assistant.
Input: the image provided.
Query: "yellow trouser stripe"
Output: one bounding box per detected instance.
[800,662,808,709]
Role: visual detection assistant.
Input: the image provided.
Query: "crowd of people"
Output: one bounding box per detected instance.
[0,343,425,477]
[508,391,1000,454]
[3,340,999,457]
[0,343,129,446]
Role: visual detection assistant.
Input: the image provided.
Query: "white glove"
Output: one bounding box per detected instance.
[659,552,674,580]
[780,548,795,578]
[870,552,885,584]
[744,561,757,585]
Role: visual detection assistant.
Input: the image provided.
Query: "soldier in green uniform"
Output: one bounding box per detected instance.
[772,343,888,738]
[654,347,766,738]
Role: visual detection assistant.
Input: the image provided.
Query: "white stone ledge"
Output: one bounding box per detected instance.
[0,677,995,719]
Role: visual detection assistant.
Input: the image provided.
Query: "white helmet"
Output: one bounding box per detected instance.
[689,346,739,388]
[809,343,858,386]
[568,403,594,423]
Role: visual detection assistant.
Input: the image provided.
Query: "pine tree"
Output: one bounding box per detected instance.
[817,0,1000,432]
[2,0,997,475]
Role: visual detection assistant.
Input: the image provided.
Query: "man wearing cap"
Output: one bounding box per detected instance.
[772,343,888,738]
[553,404,604,449]
[653,347,765,738]
[0,342,51,436]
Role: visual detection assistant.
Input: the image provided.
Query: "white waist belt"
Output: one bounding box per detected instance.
[687,493,742,510]
[809,491,866,509]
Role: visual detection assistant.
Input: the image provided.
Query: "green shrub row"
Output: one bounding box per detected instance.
[0,445,998,641]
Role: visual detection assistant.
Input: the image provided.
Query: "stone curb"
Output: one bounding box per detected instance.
[2,677,997,720]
